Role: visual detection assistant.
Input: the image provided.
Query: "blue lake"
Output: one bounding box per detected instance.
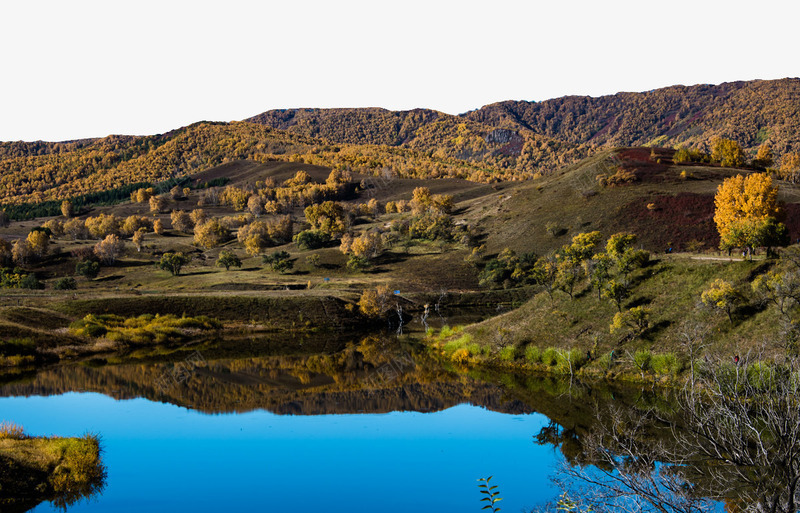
[1,391,560,512]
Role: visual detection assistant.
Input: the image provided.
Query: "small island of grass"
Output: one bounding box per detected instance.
[0,422,106,511]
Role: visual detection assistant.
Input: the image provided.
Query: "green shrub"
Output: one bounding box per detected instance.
[633,350,652,373]
[54,277,77,290]
[499,345,517,362]
[595,352,612,371]
[542,347,559,366]
[76,260,100,279]
[466,342,484,356]
[524,345,541,363]
[19,273,43,290]
[747,361,778,391]
[438,325,455,339]
[651,353,683,376]
[69,313,220,343]
[293,229,332,250]
[554,349,588,373]
[0,338,35,356]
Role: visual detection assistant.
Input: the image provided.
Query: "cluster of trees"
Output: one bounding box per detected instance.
[0,266,42,289]
[479,232,650,335]
[236,216,293,255]
[699,245,800,346]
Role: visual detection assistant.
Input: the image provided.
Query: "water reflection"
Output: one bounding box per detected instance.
[4,333,800,512]
[531,356,800,513]
[0,334,534,416]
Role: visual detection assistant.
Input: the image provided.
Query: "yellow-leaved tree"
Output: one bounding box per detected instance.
[713,173,786,255]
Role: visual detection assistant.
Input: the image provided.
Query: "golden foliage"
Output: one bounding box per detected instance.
[26,230,50,259]
[170,210,194,233]
[153,219,165,235]
[194,219,231,249]
[714,173,779,243]
[779,152,800,183]
[358,284,394,318]
[340,230,383,260]
[121,215,152,236]
[149,195,167,214]
[85,213,122,239]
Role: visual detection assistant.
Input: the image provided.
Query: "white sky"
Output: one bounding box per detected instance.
[0,0,797,142]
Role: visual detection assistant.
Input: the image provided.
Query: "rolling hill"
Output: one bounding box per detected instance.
[247,78,800,175]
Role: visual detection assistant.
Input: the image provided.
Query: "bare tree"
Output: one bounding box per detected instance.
[677,320,710,390]
[553,355,800,513]
[554,404,713,513]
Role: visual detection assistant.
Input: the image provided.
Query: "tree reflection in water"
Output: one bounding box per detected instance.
[536,354,800,513]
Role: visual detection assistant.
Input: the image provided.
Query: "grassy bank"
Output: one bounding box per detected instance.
[428,254,792,386]
[0,422,106,511]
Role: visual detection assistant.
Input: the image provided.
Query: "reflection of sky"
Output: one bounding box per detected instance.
[1,393,560,513]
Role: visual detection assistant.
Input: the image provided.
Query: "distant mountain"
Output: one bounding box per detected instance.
[247,78,800,173]
[3,79,799,207]
[465,78,800,153]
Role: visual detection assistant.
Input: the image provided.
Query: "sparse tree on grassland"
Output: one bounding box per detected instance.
[85,213,122,239]
[306,254,321,268]
[0,210,9,228]
[262,250,293,273]
[284,170,312,188]
[247,195,264,218]
[94,234,125,265]
[603,279,631,312]
[779,152,800,183]
[153,219,165,235]
[0,237,11,265]
[215,250,242,271]
[304,201,349,236]
[158,252,191,276]
[170,185,185,200]
[754,142,774,169]
[326,168,352,186]
[131,188,154,203]
[11,240,33,266]
[42,219,64,238]
[190,209,207,226]
[358,285,393,318]
[701,278,738,323]
[149,195,167,214]
[132,229,146,252]
[340,231,383,260]
[122,215,152,236]
[26,230,50,259]
[714,173,783,254]
[76,260,100,280]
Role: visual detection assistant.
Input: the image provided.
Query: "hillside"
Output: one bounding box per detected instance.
[466,79,800,155]
[4,78,798,211]
[474,146,800,255]
[247,78,800,175]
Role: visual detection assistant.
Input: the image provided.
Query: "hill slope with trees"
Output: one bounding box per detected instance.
[247,78,800,175]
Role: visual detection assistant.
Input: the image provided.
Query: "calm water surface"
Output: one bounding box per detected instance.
[0,335,564,512]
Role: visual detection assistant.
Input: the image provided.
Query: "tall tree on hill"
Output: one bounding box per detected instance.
[714,173,786,256]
